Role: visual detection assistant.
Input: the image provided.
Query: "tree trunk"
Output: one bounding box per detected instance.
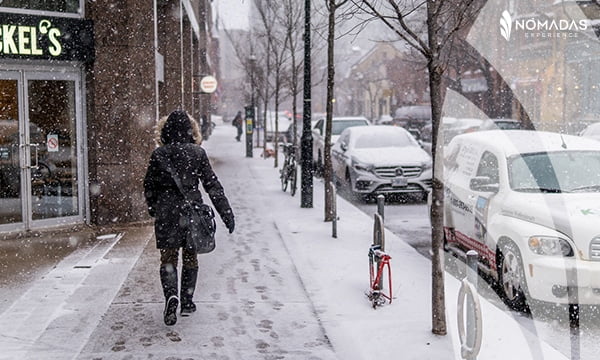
[427,0,447,336]
[274,72,280,168]
[324,0,336,222]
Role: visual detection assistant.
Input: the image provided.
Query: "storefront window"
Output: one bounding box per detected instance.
[0,0,80,14]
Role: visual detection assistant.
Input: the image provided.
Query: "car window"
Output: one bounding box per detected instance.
[332,120,368,135]
[586,124,600,136]
[354,131,414,149]
[475,151,499,183]
[314,120,324,134]
[497,121,521,130]
[509,151,600,192]
[339,132,350,148]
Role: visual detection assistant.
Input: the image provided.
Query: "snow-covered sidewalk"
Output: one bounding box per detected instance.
[0,124,570,359]
[223,126,568,360]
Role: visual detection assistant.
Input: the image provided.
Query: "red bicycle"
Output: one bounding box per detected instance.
[367,244,393,309]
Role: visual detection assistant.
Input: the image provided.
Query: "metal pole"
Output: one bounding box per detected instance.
[466,250,478,360]
[331,181,337,238]
[374,213,385,290]
[245,56,256,158]
[300,0,313,208]
[377,194,385,221]
[245,105,254,158]
[567,266,580,360]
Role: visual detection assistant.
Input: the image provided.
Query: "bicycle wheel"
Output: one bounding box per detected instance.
[281,167,288,192]
[290,163,297,196]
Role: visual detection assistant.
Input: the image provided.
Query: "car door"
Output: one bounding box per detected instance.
[445,140,482,248]
[331,131,350,180]
[471,151,500,249]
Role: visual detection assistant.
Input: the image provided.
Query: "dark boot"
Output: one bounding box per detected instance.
[160,264,179,325]
[180,267,198,316]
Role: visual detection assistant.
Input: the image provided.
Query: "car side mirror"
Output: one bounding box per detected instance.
[470,176,499,193]
[340,142,348,152]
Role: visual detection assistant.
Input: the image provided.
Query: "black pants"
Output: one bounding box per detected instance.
[236,125,243,140]
[160,247,198,270]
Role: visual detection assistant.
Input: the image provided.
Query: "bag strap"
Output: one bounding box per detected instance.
[163,147,193,203]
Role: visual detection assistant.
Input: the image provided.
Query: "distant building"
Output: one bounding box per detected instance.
[341,43,429,123]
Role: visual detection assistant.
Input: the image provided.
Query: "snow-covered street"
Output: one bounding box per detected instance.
[0,125,574,359]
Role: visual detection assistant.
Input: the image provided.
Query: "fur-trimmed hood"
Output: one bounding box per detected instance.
[154,110,202,146]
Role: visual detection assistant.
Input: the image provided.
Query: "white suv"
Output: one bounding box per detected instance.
[312,116,370,174]
[444,130,600,311]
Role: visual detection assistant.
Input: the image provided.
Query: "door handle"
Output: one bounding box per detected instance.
[20,143,39,169]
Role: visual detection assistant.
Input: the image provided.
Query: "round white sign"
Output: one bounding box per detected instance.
[200,75,218,93]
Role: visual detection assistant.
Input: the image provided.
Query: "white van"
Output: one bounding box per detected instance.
[444,130,600,310]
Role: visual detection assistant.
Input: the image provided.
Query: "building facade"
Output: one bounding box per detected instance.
[0,0,217,236]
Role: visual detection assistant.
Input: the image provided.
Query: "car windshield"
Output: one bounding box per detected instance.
[332,120,368,135]
[508,151,600,193]
[354,131,414,149]
[497,122,521,130]
[583,124,600,136]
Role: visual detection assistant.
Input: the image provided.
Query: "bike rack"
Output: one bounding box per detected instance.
[367,201,392,308]
[330,181,337,238]
[457,250,483,360]
[368,244,392,308]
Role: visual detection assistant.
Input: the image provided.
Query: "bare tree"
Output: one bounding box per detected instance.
[254,0,292,167]
[323,0,352,222]
[279,0,305,149]
[353,0,483,335]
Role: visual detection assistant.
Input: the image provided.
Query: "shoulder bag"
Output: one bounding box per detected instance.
[165,151,216,254]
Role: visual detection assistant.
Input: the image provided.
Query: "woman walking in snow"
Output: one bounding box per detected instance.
[144,110,235,326]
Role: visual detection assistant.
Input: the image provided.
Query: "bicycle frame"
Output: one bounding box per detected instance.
[280,144,298,195]
[368,244,393,308]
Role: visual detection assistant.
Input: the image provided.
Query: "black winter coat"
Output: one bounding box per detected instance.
[144,143,233,249]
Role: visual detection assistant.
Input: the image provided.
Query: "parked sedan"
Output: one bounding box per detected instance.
[331,126,432,200]
[312,116,370,174]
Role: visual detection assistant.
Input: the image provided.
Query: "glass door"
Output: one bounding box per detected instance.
[0,69,85,231]
[0,72,24,227]
[25,72,83,226]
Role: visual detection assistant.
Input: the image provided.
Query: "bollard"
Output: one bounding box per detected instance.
[377,194,385,221]
[373,213,385,290]
[466,250,478,360]
[331,182,337,238]
[466,250,478,290]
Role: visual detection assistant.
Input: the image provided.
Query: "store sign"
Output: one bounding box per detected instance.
[200,75,218,93]
[0,13,94,63]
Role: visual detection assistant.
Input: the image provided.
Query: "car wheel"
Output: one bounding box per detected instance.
[345,169,361,200]
[497,240,529,312]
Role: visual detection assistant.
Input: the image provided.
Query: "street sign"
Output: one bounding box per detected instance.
[200,75,218,93]
[47,134,59,152]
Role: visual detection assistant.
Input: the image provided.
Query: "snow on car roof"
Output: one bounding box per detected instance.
[454,130,600,157]
[344,125,408,136]
[332,116,369,122]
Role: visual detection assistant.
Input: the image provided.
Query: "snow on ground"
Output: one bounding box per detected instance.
[0,125,572,359]
[206,125,568,360]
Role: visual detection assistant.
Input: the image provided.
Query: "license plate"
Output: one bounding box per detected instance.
[392,177,407,187]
